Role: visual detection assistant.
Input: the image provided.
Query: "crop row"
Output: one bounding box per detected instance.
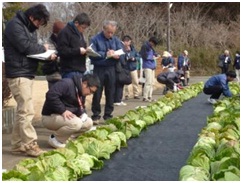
[3,82,204,181]
[179,82,240,181]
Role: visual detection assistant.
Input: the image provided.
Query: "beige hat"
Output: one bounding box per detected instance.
[184,50,188,55]
[162,51,170,58]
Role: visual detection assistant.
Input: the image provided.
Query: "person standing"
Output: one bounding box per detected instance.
[57,13,91,79]
[42,74,100,148]
[122,35,141,100]
[89,20,123,124]
[4,4,50,157]
[203,70,236,104]
[140,37,159,102]
[42,21,65,89]
[178,50,191,86]
[233,51,240,82]
[218,50,231,74]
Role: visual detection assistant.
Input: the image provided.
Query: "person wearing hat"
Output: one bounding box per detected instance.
[177,50,191,86]
[161,51,175,72]
[218,50,232,74]
[42,20,65,89]
[157,70,184,95]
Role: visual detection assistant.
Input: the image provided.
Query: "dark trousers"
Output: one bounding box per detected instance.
[157,76,174,90]
[221,64,229,74]
[203,85,223,99]
[92,66,116,120]
[114,82,124,103]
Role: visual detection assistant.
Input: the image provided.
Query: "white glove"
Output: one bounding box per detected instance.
[173,84,177,92]
[80,113,88,122]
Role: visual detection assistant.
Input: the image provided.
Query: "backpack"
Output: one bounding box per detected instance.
[161,57,171,66]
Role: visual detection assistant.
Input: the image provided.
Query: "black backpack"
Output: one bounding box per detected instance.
[161,57,171,66]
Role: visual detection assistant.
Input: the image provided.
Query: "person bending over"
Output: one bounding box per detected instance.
[203,70,236,104]
[41,74,100,148]
[157,70,184,95]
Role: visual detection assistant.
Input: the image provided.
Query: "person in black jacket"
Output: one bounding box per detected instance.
[122,35,141,101]
[42,21,65,89]
[42,74,100,148]
[4,4,50,157]
[57,13,91,79]
[233,51,240,82]
[157,70,184,94]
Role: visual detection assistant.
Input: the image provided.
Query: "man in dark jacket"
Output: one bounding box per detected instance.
[57,13,91,79]
[89,20,123,124]
[233,51,240,82]
[122,35,141,101]
[42,74,100,148]
[4,4,50,157]
[218,50,232,74]
[157,70,184,94]
[42,20,65,89]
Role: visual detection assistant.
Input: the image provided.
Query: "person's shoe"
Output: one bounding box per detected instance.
[120,101,127,106]
[143,98,151,102]
[24,141,46,157]
[148,97,157,102]
[207,98,217,104]
[11,146,26,155]
[125,96,129,100]
[93,119,100,125]
[48,135,66,149]
[134,96,140,99]
[114,102,121,106]
[87,126,97,132]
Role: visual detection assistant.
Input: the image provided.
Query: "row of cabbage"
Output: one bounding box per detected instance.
[2,82,204,181]
[179,82,240,181]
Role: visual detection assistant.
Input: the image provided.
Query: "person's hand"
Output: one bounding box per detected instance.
[80,47,86,55]
[113,55,120,59]
[50,53,57,61]
[43,44,49,51]
[107,49,115,58]
[62,110,75,120]
[80,113,88,122]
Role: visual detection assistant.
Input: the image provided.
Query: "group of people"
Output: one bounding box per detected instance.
[3,4,239,157]
[3,4,160,155]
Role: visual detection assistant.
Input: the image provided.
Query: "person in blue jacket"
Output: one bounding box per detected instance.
[203,70,236,104]
[139,36,160,102]
[89,20,123,124]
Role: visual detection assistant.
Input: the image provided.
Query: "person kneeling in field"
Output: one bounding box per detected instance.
[41,74,100,148]
[203,70,236,104]
[157,70,184,95]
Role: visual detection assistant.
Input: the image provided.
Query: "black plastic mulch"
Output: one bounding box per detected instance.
[81,93,213,181]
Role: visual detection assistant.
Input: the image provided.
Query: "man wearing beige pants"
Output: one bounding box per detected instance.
[4,4,50,157]
[41,74,100,148]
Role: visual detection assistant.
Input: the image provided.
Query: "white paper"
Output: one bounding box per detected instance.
[27,50,56,60]
[113,49,125,56]
[86,44,101,57]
